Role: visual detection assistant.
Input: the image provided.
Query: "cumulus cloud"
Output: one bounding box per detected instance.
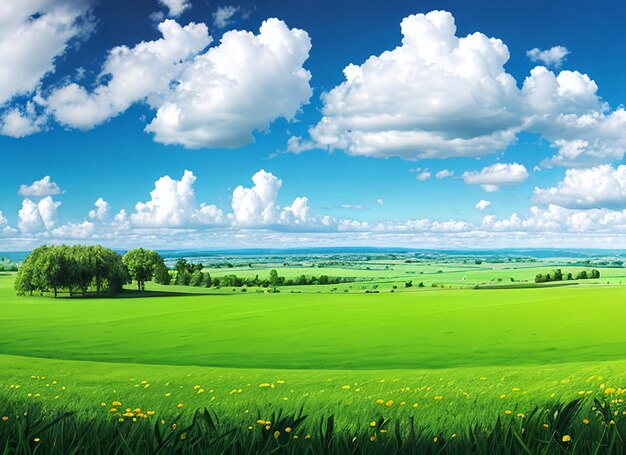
[47,20,211,129]
[88,197,110,221]
[475,199,491,211]
[51,220,95,238]
[522,65,626,166]
[462,163,529,192]
[533,164,626,209]
[18,176,63,197]
[0,0,94,107]
[146,18,312,149]
[18,196,60,232]
[131,170,223,227]
[159,0,191,17]
[296,10,523,160]
[0,103,46,138]
[213,5,240,28]
[377,198,384,206]
[435,169,454,179]
[288,11,626,167]
[526,46,569,68]
[230,169,312,227]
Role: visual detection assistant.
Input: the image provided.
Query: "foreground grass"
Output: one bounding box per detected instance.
[1,395,625,454]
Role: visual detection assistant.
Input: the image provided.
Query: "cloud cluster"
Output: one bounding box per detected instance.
[159,0,191,18]
[533,164,626,209]
[18,196,61,232]
[288,11,626,168]
[294,10,522,160]
[18,176,63,197]
[146,18,312,148]
[0,0,94,106]
[47,20,212,129]
[213,5,241,29]
[526,46,569,68]
[462,163,529,192]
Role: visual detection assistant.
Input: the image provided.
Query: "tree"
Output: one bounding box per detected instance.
[590,269,600,279]
[15,245,127,297]
[154,264,171,285]
[122,248,166,291]
[269,269,279,287]
[189,270,204,287]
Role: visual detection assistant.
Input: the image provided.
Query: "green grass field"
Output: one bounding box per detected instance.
[1,258,626,452]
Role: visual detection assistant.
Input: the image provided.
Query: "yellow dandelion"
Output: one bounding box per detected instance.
[2,416,9,421]
[610,420,615,425]
[112,401,121,407]
[285,427,292,433]
[274,430,280,439]
[434,395,443,400]
[370,435,376,442]
[100,402,107,407]
[605,387,616,394]
[517,413,525,418]
[543,423,550,428]
[512,387,520,392]
[265,425,271,430]
[433,436,438,443]
[562,435,571,442]
[259,383,270,388]
[500,394,506,399]
[376,399,384,405]
[177,403,184,409]
[180,433,187,440]
[110,408,118,413]
[370,421,376,427]
[413,403,419,408]
[341,385,350,390]
[34,438,40,443]
[147,411,155,416]
[386,400,394,407]
[165,392,171,397]
[583,419,589,424]
[172,423,177,430]
[305,434,311,439]
[505,410,512,415]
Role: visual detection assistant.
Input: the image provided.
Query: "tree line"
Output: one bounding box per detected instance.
[534,268,600,284]
[168,259,356,288]
[15,245,168,297]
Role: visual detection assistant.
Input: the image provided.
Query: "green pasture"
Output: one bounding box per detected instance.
[1,265,626,437]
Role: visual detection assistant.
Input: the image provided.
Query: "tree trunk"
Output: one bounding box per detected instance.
[137,281,141,291]
[54,288,57,298]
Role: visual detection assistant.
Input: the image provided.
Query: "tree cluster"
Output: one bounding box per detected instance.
[15,245,169,297]
[535,268,600,283]
[15,245,128,297]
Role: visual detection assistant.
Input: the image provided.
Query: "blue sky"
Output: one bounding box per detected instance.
[2,0,626,250]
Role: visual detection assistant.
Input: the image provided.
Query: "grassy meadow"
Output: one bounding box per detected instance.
[1,253,626,452]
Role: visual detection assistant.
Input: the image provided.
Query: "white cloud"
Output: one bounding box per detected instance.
[18,176,63,197]
[377,198,384,206]
[213,5,240,28]
[522,66,626,166]
[435,169,454,179]
[0,102,46,137]
[88,197,110,221]
[340,204,365,210]
[533,164,626,209]
[47,20,211,129]
[526,46,569,68]
[415,171,431,181]
[462,163,529,192]
[18,196,60,232]
[299,10,523,159]
[51,220,95,238]
[0,0,94,106]
[475,199,491,211]
[131,170,223,227]
[146,18,312,149]
[159,0,191,18]
[230,169,283,226]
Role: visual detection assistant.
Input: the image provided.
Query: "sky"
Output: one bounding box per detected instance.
[2,0,626,251]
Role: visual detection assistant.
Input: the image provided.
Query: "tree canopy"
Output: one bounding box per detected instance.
[15,245,128,297]
[122,248,167,291]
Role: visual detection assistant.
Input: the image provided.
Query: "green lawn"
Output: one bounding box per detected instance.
[1,271,625,436]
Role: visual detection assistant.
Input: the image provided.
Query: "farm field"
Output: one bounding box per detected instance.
[1,253,626,452]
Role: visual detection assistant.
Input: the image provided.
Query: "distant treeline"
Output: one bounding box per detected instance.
[0,258,19,272]
[170,259,356,288]
[535,268,600,283]
[15,245,169,297]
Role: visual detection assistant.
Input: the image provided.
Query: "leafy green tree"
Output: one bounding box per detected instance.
[189,270,204,287]
[122,248,165,291]
[154,264,171,285]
